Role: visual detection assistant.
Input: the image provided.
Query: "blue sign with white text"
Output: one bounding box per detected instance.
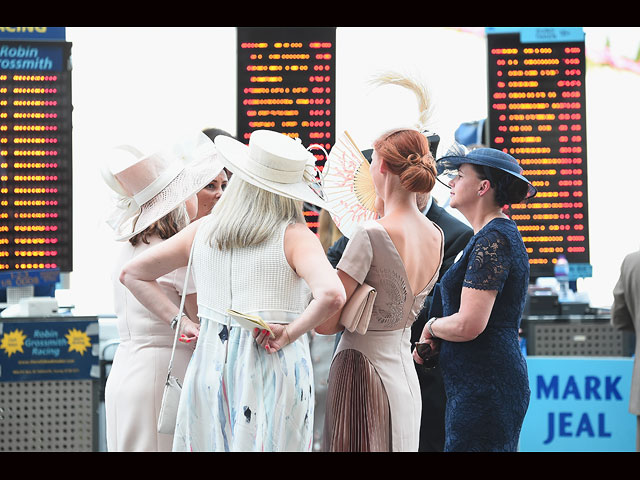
[0,319,99,382]
[0,43,63,71]
[520,357,635,451]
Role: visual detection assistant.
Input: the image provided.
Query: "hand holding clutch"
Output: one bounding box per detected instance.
[339,282,377,335]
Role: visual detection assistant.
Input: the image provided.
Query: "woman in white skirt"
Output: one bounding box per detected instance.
[120,130,346,451]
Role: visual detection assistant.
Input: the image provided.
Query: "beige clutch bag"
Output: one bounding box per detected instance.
[339,282,377,335]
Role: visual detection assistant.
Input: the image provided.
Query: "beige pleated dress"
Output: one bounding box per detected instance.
[323,220,443,452]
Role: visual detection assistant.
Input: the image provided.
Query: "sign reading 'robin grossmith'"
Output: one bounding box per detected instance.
[0,318,98,382]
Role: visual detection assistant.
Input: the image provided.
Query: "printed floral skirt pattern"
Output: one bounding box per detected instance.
[173,316,314,452]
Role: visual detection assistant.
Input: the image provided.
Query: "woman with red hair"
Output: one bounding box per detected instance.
[318,128,444,452]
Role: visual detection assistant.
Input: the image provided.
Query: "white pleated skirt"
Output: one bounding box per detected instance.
[172,312,314,452]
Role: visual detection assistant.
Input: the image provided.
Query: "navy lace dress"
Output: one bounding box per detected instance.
[438,218,530,451]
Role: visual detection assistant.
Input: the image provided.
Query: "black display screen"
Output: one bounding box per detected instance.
[236,27,336,232]
[0,40,72,273]
[486,30,590,279]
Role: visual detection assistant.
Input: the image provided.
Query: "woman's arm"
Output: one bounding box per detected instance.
[316,221,374,335]
[119,219,201,337]
[414,286,497,364]
[429,287,497,341]
[254,222,346,352]
[314,269,357,335]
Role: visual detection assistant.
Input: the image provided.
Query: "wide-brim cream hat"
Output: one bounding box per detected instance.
[214,130,328,210]
[101,131,225,241]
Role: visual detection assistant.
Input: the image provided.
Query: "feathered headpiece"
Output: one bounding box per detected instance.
[368,70,433,132]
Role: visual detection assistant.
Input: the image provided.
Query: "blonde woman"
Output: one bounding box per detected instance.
[120,130,345,452]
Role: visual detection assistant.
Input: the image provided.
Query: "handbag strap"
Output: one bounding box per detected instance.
[166,237,197,379]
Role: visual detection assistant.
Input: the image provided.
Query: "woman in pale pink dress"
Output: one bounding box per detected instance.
[102,133,224,451]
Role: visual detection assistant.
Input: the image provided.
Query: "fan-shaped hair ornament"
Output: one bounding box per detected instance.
[368,70,433,131]
[323,131,378,238]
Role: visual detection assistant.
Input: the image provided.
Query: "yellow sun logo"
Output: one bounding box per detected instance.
[65,328,92,355]
[1,329,27,357]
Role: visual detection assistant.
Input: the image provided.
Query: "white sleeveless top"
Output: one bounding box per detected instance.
[191,217,310,325]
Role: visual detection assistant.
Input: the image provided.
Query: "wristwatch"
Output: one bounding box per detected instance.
[426,317,438,339]
[170,313,187,330]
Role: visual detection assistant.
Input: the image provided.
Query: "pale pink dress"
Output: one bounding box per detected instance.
[105,235,195,452]
[323,220,443,452]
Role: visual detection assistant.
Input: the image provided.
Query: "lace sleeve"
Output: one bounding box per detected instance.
[462,229,512,292]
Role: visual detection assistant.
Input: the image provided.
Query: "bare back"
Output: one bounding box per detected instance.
[378,211,443,295]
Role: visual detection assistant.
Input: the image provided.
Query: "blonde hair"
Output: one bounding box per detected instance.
[206,175,305,250]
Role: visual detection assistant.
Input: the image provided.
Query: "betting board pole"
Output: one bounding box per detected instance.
[0,28,72,302]
[236,27,336,233]
[486,27,591,281]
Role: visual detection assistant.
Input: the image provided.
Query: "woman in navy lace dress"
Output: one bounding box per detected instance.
[413,146,537,451]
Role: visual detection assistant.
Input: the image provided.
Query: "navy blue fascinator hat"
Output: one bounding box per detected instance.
[436,143,537,200]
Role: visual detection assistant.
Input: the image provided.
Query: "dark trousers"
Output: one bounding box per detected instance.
[412,295,446,452]
[415,363,446,452]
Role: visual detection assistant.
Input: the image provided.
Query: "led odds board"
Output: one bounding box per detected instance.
[486,27,590,279]
[0,34,72,275]
[237,27,336,232]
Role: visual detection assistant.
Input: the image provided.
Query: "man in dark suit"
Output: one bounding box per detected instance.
[325,149,473,451]
[411,192,473,452]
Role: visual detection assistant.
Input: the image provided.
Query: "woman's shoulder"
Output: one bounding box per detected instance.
[285,220,315,235]
[469,218,516,251]
[362,218,382,230]
[475,218,528,261]
[479,217,519,238]
[284,220,322,246]
[192,214,216,241]
[341,219,378,239]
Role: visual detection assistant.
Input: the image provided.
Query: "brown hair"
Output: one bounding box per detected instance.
[373,129,436,193]
[129,204,189,246]
[468,164,529,207]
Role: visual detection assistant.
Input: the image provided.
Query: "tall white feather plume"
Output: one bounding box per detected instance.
[368,70,433,130]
